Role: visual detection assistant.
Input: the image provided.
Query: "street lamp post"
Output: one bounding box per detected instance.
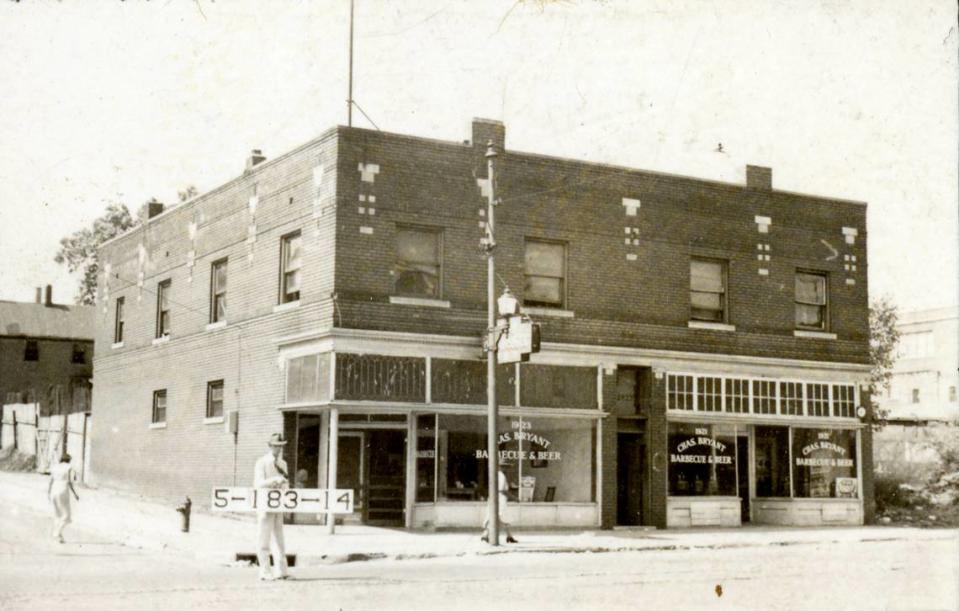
[484,141,501,546]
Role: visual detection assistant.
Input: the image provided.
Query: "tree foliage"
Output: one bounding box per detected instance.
[868,296,901,422]
[54,203,138,305]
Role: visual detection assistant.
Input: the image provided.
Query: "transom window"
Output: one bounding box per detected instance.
[280,231,302,304]
[666,374,858,420]
[206,380,224,418]
[393,226,442,298]
[156,280,171,338]
[690,258,726,322]
[795,271,827,330]
[210,259,228,323]
[524,240,566,308]
[152,389,167,424]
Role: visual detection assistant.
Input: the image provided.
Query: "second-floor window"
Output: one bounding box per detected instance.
[156,280,171,337]
[71,343,86,364]
[690,258,726,322]
[524,239,566,308]
[115,297,125,343]
[24,340,39,361]
[206,380,224,418]
[280,231,302,304]
[912,388,920,404]
[210,259,228,323]
[795,271,827,330]
[152,389,167,424]
[393,226,442,298]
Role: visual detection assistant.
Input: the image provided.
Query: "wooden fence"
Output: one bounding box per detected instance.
[0,403,92,482]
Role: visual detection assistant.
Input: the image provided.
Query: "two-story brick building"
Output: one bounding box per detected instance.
[90,119,875,529]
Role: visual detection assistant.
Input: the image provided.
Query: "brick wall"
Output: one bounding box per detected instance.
[647,372,669,529]
[0,337,93,414]
[90,130,339,501]
[332,125,869,364]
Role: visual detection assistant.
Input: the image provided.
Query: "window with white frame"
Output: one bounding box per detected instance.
[832,385,856,418]
[393,226,442,298]
[795,271,827,330]
[697,376,723,412]
[114,296,125,343]
[667,374,694,410]
[724,378,749,413]
[156,280,171,337]
[807,383,829,417]
[280,231,302,304]
[206,380,224,418]
[752,380,777,415]
[524,239,566,308]
[152,389,167,424]
[780,381,804,416]
[210,259,228,323]
[690,258,726,322]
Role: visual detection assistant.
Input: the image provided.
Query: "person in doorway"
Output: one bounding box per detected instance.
[47,453,79,543]
[254,433,292,581]
[481,464,518,544]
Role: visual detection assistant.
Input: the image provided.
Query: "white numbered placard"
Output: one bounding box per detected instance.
[211,488,354,514]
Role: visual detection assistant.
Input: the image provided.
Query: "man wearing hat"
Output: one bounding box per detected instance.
[254,433,291,580]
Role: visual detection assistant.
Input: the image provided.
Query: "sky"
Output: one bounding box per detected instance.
[0,0,956,314]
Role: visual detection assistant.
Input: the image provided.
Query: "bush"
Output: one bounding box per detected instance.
[874,474,920,512]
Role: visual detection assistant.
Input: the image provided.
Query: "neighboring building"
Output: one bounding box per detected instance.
[877,307,959,424]
[0,286,94,415]
[90,119,874,529]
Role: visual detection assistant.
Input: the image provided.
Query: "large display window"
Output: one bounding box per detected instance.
[792,428,857,498]
[419,413,596,504]
[667,422,737,496]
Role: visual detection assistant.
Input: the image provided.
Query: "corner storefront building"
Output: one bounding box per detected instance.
[90,118,875,529]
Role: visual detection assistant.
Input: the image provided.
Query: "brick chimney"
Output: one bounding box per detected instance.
[146,201,165,219]
[471,118,505,179]
[35,287,42,304]
[746,165,772,190]
[44,284,53,307]
[245,149,267,173]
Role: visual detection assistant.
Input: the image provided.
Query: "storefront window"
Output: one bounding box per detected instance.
[667,422,737,496]
[416,414,436,502]
[792,428,857,498]
[425,413,596,504]
[755,426,791,497]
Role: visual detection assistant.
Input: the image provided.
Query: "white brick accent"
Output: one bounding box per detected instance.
[358,163,380,183]
[758,268,769,276]
[476,177,491,199]
[842,226,858,245]
[626,253,638,261]
[755,215,771,233]
[360,226,374,235]
[622,198,641,216]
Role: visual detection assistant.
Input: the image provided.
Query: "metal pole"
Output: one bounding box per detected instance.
[347,0,354,127]
[485,141,500,546]
[326,408,339,534]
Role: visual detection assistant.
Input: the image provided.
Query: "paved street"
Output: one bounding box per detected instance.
[2,500,957,611]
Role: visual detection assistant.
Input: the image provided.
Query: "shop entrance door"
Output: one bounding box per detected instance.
[337,432,364,519]
[364,429,407,525]
[616,433,645,526]
[737,434,750,523]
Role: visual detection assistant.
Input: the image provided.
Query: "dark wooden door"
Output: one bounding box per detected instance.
[365,430,406,525]
[617,434,644,526]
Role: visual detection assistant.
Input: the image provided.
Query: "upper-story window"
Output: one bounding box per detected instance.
[156,280,171,338]
[524,239,566,308]
[210,259,228,323]
[280,231,302,304]
[690,258,726,322]
[114,297,125,343]
[206,380,224,419]
[911,388,920,404]
[152,389,167,424]
[71,343,86,365]
[393,226,442,298]
[795,271,827,330]
[24,340,39,362]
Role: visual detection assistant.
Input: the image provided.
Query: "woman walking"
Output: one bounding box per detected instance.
[47,453,79,543]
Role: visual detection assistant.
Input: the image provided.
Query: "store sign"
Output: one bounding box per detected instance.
[669,427,733,465]
[835,477,858,498]
[473,420,563,462]
[795,431,854,468]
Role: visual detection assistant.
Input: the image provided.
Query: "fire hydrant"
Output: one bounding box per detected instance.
[175,497,192,533]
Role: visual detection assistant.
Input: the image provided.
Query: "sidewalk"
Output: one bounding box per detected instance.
[1,471,953,566]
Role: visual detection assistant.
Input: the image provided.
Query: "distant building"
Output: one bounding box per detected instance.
[0,286,94,415]
[91,119,874,529]
[878,307,959,424]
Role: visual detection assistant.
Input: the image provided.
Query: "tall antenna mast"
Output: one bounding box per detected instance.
[347,0,354,127]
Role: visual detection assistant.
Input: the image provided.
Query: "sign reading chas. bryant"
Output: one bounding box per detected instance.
[670,427,733,465]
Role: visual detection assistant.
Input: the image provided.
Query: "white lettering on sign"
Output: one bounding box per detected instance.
[474,449,562,461]
[210,488,354,514]
[800,441,847,456]
[675,436,727,454]
[795,457,854,467]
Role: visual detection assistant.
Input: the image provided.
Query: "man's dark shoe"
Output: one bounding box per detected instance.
[506,536,518,543]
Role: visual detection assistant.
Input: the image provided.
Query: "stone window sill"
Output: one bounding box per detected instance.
[794,329,837,340]
[111,341,124,349]
[204,416,224,425]
[389,296,451,308]
[273,300,301,314]
[522,306,575,319]
[206,321,227,332]
[152,335,170,346]
[148,422,167,430]
[688,321,736,332]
